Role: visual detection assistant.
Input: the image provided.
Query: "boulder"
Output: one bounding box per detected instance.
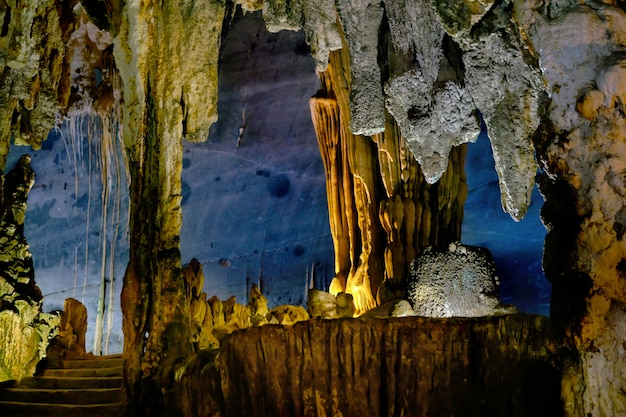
[406,242,515,317]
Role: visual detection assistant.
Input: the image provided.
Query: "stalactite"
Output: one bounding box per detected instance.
[311,35,468,314]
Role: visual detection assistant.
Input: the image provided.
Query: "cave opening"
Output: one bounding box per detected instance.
[6,113,130,355]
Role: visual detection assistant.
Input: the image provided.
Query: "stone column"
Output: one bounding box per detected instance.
[113,1,224,415]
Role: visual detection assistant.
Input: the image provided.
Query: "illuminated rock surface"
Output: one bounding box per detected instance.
[0,156,58,383]
[1,0,625,416]
[173,314,561,417]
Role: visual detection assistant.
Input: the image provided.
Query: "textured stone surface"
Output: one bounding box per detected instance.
[335,0,385,136]
[0,0,76,166]
[0,156,59,383]
[215,315,561,417]
[300,0,342,71]
[113,1,226,414]
[431,0,496,39]
[384,0,445,85]
[461,10,545,221]
[263,0,303,32]
[529,4,626,416]
[406,242,513,317]
[385,70,479,183]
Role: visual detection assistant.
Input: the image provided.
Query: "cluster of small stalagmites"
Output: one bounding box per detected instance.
[184,258,418,351]
[0,155,60,383]
[185,259,309,350]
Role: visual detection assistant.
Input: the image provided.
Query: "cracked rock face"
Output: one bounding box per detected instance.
[0,155,59,383]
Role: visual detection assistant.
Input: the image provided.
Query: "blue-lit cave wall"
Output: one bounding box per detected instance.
[7,115,129,355]
[180,11,335,305]
[462,131,550,315]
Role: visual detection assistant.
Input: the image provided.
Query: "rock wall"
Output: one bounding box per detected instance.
[173,314,562,417]
[525,3,626,416]
[112,1,225,414]
[0,155,59,383]
[0,0,77,166]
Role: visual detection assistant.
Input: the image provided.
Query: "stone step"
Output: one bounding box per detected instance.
[61,356,123,370]
[0,387,122,404]
[18,376,122,390]
[0,400,123,417]
[41,366,123,378]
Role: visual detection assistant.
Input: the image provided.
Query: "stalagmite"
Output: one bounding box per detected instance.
[311,41,468,313]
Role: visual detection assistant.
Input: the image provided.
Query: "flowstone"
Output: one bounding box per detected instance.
[406,242,515,317]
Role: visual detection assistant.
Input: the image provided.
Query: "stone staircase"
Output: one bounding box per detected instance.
[0,354,124,417]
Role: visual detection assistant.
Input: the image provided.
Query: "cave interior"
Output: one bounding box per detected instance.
[1,0,626,416]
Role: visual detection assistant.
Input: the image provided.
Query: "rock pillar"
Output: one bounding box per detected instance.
[113,1,224,415]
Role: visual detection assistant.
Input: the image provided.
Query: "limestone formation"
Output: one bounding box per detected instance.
[406,242,514,317]
[382,0,481,184]
[0,156,59,383]
[527,4,626,415]
[300,0,342,71]
[269,304,310,325]
[359,299,416,318]
[461,28,545,221]
[215,315,560,417]
[307,289,355,319]
[311,47,467,315]
[307,288,339,319]
[4,1,626,416]
[112,1,226,413]
[262,0,303,33]
[0,0,77,166]
[335,0,386,136]
[45,298,91,367]
[384,70,479,183]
